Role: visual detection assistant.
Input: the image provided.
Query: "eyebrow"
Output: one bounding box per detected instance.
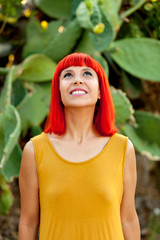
[61,68,93,75]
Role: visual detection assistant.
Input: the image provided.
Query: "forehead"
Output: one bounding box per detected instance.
[60,66,96,74]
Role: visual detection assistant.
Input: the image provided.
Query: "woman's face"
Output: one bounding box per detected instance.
[59,66,100,108]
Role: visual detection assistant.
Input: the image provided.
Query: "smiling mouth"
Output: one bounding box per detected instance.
[70,90,88,96]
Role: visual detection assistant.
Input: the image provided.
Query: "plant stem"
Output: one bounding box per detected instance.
[0,67,10,75]
[120,0,146,19]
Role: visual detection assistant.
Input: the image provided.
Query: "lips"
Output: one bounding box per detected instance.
[69,88,88,94]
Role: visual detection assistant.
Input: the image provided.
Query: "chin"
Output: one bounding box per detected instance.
[63,102,97,108]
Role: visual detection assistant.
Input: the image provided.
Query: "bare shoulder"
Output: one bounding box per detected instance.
[124,138,137,183]
[23,140,35,153]
[19,140,37,179]
[126,138,136,160]
[127,138,134,149]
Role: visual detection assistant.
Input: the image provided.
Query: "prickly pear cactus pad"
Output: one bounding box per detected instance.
[0,173,13,214]
[17,82,51,134]
[18,54,57,82]
[110,38,160,81]
[89,10,114,51]
[111,86,134,126]
[44,19,82,62]
[0,105,21,181]
[22,18,63,59]
[34,0,72,19]
[75,30,95,55]
[121,111,160,161]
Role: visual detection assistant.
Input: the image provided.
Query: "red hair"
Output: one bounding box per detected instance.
[44,53,118,136]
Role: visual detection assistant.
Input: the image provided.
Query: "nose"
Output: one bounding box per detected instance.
[73,79,84,85]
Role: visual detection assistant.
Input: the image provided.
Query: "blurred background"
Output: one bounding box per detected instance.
[0,0,160,239]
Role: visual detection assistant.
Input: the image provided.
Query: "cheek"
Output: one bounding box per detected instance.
[92,82,100,93]
[59,82,65,93]
[59,82,69,100]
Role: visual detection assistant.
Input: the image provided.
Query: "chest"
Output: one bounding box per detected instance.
[48,137,111,163]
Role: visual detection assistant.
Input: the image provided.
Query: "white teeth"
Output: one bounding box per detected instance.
[71,90,87,95]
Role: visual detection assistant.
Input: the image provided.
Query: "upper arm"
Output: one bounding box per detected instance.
[120,139,138,222]
[19,140,40,226]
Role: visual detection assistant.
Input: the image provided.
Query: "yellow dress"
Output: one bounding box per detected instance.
[31,132,128,240]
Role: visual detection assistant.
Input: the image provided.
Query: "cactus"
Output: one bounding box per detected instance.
[0,173,13,215]
[120,0,146,19]
[11,79,27,107]
[22,18,63,59]
[93,23,105,34]
[0,66,19,111]
[85,0,94,14]
[90,3,102,26]
[34,0,72,19]
[110,38,160,82]
[121,111,160,160]
[121,71,144,99]
[89,10,114,51]
[93,54,109,76]
[17,82,51,134]
[76,1,94,30]
[75,30,96,55]
[17,54,57,82]
[1,144,22,182]
[100,0,122,32]
[0,105,21,177]
[110,86,135,126]
[44,19,82,62]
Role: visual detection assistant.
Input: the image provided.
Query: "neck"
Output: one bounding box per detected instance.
[63,106,99,144]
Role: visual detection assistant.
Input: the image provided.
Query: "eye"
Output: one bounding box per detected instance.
[83,71,92,76]
[64,72,73,78]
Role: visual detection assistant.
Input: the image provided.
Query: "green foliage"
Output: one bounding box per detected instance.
[0,43,12,58]
[111,86,135,126]
[76,1,94,30]
[121,111,160,161]
[147,212,160,239]
[0,66,18,110]
[101,0,122,31]
[93,54,109,76]
[0,173,13,215]
[0,104,21,180]
[0,0,22,18]
[110,38,160,81]
[75,30,95,55]
[17,54,57,82]
[144,1,160,39]
[17,82,51,135]
[120,0,146,19]
[76,1,114,51]
[11,79,27,107]
[33,0,72,19]
[0,0,22,34]
[121,71,144,99]
[44,19,82,62]
[89,10,114,51]
[22,18,63,58]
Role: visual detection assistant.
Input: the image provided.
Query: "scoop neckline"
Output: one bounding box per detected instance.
[42,132,116,165]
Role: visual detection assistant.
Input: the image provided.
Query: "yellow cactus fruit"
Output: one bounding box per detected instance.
[93,23,105,34]
[41,20,48,29]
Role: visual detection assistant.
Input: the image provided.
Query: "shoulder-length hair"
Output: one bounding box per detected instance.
[44,52,118,136]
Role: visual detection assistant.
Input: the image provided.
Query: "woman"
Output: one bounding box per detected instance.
[18,53,141,240]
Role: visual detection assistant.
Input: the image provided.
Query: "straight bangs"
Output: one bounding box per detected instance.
[55,53,102,81]
[44,53,118,136]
